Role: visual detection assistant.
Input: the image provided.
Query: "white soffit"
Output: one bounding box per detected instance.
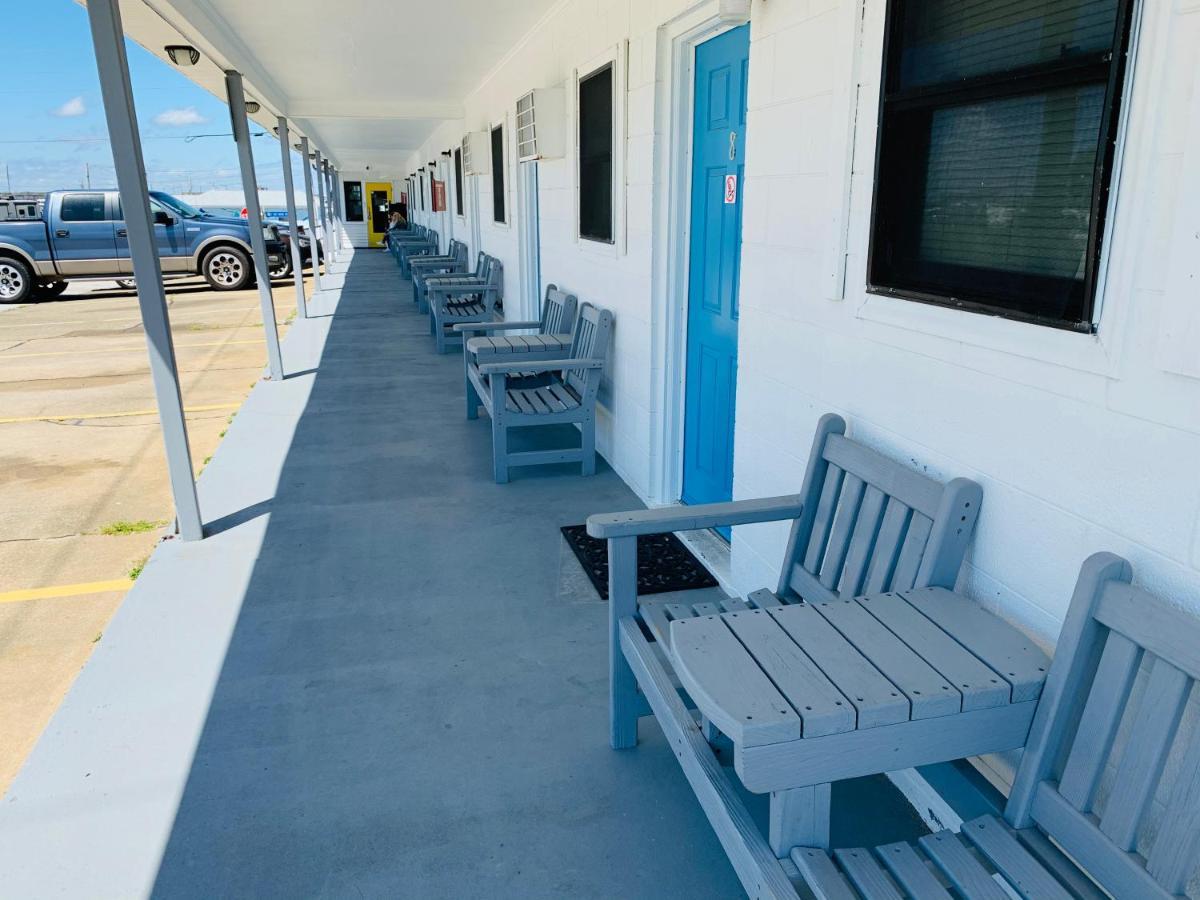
[93,0,561,168]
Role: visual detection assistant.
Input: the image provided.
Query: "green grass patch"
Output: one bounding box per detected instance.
[129,556,148,580]
[99,519,165,536]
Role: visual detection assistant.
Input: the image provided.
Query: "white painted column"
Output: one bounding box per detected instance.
[315,152,329,269]
[299,137,321,292]
[224,70,283,381]
[276,117,307,319]
[85,0,202,540]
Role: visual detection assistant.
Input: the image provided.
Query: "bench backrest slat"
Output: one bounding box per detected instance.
[563,303,612,399]
[541,284,578,335]
[776,414,981,604]
[1005,552,1200,898]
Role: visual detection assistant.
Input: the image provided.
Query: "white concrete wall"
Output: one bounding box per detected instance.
[403,0,1200,708]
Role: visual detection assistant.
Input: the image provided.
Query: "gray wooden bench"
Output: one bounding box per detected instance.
[456,283,579,420]
[475,301,612,483]
[586,414,995,892]
[391,226,438,277]
[410,239,469,313]
[427,255,503,354]
[791,551,1200,900]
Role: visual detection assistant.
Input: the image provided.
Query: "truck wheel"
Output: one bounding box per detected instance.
[115,279,136,290]
[201,245,252,291]
[269,254,292,280]
[36,280,69,299]
[0,257,34,303]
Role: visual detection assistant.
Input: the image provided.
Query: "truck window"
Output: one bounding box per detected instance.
[60,193,108,222]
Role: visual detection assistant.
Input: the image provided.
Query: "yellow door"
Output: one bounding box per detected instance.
[365,182,393,247]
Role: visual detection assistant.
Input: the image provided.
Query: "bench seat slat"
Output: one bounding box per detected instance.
[856,592,1010,711]
[791,848,860,900]
[902,587,1049,702]
[875,841,953,898]
[768,604,909,729]
[812,599,961,719]
[723,609,855,737]
[918,831,1008,900]
[832,848,904,900]
[670,615,804,746]
[960,815,1072,900]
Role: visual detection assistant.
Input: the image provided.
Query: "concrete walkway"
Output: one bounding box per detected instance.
[0,250,922,898]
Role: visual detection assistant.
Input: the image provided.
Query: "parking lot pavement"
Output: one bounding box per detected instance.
[0,273,311,794]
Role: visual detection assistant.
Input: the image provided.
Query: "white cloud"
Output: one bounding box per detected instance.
[53,96,87,118]
[153,106,208,127]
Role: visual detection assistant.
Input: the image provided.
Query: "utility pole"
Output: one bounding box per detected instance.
[85,163,91,189]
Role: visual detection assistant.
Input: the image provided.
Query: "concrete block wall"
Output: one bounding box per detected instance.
[403,0,1200,775]
[406,0,697,500]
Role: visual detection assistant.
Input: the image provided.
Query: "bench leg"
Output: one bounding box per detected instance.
[581,416,596,476]
[608,535,640,749]
[701,716,721,744]
[465,358,479,420]
[490,376,509,484]
[769,784,831,856]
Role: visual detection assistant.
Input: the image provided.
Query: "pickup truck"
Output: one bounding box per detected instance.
[0,190,286,303]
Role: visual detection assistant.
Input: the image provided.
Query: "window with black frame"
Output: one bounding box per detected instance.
[454,147,465,216]
[343,181,364,222]
[869,0,1134,329]
[491,126,506,223]
[579,64,613,243]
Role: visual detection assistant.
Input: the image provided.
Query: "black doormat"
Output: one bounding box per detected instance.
[560,525,718,600]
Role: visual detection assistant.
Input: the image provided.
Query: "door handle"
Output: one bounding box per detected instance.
[117,229,127,237]
[55,229,70,238]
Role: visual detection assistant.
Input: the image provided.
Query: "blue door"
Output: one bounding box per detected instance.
[682,25,750,530]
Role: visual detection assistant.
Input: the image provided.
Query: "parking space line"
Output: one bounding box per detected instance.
[0,402,242,425]
[0,579,133,604]
[0,339,265,360]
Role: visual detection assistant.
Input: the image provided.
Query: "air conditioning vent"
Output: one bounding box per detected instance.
[461,132,491,175]
[515,88,565,162]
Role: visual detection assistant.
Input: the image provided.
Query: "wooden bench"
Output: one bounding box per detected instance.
[475,301,612,483]
[456,283,579,420]
[427,255,503,354]
[411,240,469,312]
[586,414,993,891]
[791,551,1200,900]
[390,226,438,277]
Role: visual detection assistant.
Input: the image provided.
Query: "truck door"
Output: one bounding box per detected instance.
[113,197,189,274]
[52,193,118,276]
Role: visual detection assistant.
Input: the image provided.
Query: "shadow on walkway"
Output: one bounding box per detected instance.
[149,251,748,898]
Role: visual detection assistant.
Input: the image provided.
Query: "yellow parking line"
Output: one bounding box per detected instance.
[0,402,241,425]
[0,339,265,360]
[0,579,133,604]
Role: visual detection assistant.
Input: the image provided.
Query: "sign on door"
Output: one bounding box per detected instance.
[724,174,737,204]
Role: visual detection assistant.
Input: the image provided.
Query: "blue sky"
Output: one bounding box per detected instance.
[2,0,296,195]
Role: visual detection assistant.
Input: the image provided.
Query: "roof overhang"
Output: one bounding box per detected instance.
[82,0,562,172]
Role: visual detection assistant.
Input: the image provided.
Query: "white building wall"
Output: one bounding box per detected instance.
[402,0,1200,751]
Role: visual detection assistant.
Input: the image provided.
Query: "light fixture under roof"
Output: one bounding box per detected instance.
[244,99,261,114]
[165,45,200,67]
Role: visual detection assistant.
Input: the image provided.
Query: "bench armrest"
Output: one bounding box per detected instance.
[586,495,805,539]
[478,358,603,376]
[453,320,540,333]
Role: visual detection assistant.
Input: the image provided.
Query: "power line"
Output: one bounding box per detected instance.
[0,131,269,145]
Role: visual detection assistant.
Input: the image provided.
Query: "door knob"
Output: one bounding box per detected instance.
[55,229,70,237]
[117,229,127,237]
